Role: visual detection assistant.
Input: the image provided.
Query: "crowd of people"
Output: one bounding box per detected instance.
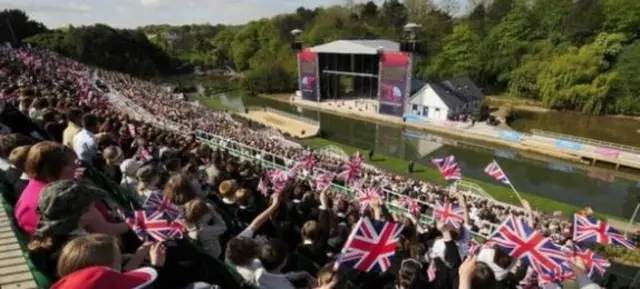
[0,46,633,289]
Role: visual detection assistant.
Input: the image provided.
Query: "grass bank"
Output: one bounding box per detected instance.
[301,138,600,218]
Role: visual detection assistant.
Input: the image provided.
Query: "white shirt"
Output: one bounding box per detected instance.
[72,129,97,163]
[255,269,296,289]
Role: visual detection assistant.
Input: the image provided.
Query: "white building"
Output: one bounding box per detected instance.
[405,77,484,121]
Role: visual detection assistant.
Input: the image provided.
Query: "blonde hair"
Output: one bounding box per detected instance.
[184,199,212,226]
[102,146,123,166]
[218,180,237,201]
[9,145,32,171]
[235,188,253,207]
[56,234,120,277]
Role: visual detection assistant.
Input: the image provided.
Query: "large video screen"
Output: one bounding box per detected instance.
[298,50,319,101]
[378,52,410,117]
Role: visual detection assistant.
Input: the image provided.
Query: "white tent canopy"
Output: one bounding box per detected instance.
[309,39,400,55]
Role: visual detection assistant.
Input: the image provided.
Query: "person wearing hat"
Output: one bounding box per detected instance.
[27,180,109,279]
[51,233,164,289]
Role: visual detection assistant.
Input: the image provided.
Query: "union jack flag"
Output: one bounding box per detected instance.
[426,262,436,282]
[336,217,403,273]
[121,210,183,242]
[257,174,269,196]
[312,173,335,192]
[431,155,462,181]
[357,186,382,212]
[399,196,421,216]
[573,214,635,249]
[269,169,289,193]
[143,191,184,221]
[489,216,565,279]
[467,239,481,257]
[137,146,153,161]
[484,160,511,185]
[74,167,86,180]
[338,153,363,185]
[433,201,465,228]
[565,245,610,278]
[297,152,318,171]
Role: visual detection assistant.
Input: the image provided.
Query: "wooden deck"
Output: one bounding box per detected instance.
[236,109,320,139]
[0,207,37,289]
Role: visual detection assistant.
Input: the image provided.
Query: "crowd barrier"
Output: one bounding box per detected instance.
[194,129,501,238]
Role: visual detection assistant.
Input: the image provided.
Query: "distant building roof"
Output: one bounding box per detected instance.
[412,76,484,108]
[310,39,400,55]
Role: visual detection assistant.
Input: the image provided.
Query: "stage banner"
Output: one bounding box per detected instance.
[298,50,319,101]
[378,52,410,117]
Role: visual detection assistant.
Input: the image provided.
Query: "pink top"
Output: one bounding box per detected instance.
[14,179,47,236]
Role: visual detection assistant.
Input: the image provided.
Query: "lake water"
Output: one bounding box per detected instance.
[226,94,640,220]
[164,74,640,219]
[509,110,640,147]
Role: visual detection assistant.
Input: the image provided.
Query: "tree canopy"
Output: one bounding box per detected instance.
[2,0,640,115]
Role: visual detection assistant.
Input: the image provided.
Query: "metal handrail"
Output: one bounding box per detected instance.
[531,129,640,155]
[195,129,501,237]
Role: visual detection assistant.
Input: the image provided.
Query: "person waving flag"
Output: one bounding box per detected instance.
[484,160,510,185]
[573,213,635,249]
[431,155,462,181]
[335,217,403,273]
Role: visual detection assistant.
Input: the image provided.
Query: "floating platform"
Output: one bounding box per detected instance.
[237,107,320,139]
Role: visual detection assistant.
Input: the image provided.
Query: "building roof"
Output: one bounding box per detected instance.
[310,39,400,55]
[412,76,484,109]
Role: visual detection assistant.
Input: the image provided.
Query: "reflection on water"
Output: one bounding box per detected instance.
[509,110,640,147]
[206,94,640,219]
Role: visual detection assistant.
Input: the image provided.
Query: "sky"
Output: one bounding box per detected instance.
[0,0,380,29]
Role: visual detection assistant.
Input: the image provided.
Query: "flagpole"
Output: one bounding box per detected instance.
[495,159,523,202]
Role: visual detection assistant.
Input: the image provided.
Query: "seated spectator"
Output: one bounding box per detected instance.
[62,108,82,148]
[135,165,161,203]
[0,133,34,171]
[164,173,198,206]
[15,141,77,235]
[119,158,141,191]
[184,199,227,258]
[102,146,124,184]
[72,113,99,164]
[28,180,109,278]
[50,234,163,289]
[4,144,31,204]
[256,239,313,289]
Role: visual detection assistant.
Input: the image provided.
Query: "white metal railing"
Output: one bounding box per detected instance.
[531,129,640,155]
[195,129,500,238]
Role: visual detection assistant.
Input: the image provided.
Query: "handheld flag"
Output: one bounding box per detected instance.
[433,201,465,228]
[121,210,183,242]
[336,217,403,273]
[573,214,635,249]
[484,160,510,185]
[143,191,184,221]
[338,153,363,185]
[431,155,462,181]
[489,216,566,280]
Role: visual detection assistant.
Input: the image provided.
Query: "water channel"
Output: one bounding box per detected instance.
[165,75,640,220]
[215,94,640,220]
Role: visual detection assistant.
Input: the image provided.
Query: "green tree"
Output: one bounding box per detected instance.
[611,41,640,114]
[428,23,483,79]
[0,9,48,44]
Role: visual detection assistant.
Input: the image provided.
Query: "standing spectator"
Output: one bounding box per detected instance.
[62,109,82,148]
[73,113,99,164]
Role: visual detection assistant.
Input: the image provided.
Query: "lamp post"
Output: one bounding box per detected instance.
[401,23,421,53]
[290,28,303,51]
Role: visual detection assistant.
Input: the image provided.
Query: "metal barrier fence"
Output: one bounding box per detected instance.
[531,129,640,155]
[194,129,500,238]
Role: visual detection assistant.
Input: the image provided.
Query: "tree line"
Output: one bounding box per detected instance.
[2,0,640,115]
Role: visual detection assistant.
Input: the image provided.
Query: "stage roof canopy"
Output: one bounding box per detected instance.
[310,39,399,55]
